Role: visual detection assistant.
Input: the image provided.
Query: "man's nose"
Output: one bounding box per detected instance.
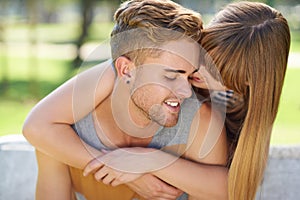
[175,78,192,99]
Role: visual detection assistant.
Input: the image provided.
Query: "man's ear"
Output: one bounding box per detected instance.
[114,56,134,78]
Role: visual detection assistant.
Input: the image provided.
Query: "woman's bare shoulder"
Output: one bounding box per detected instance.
[184,102,228,166]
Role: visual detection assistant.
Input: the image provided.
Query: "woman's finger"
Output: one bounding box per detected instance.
[94,166,109,181]
[101,172,116,185]
[83,158,104,176]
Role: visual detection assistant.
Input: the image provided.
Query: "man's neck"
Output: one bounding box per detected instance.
[94,95,158,148]
[111,95,160,139]
[110,80,161,138]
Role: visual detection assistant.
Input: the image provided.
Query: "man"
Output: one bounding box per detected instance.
[23,1,228,199]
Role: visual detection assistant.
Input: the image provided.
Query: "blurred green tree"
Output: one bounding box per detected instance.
[73,0,96,68]
[0,1,9,95]
[73,0,121,68]
[26,0,39,97]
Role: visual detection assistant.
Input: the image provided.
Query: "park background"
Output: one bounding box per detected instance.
[0,0,299,145]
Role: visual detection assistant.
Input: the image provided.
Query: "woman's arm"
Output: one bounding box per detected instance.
[23,60,115,168]
[152,155,228,200]
[84,103,229,199]
[153,103,229,199]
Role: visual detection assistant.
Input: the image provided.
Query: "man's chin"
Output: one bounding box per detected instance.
[163,123,176,127]
[150,111,179,127]
[157,118,178,127]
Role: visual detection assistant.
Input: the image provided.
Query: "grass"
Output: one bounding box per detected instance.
[1,59,300,145]
[274,69,300,125]
[0,100,35,135]
[271,68,300,145]
[291,30,300,52]
[0,23,299,145]
[0,56,73,135]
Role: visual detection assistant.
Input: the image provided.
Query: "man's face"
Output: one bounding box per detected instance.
[130,51,198,127]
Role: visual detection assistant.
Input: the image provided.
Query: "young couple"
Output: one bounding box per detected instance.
[23,0,290,199]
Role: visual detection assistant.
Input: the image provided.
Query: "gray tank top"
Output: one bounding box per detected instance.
[73,94,201,151]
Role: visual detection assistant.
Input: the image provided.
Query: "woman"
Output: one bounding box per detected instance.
[198,1,290,199]
[85,3,290,200]
[23,1,290,200]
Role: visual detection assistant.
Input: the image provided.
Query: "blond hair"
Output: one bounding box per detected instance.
[201,2,290,199]
[110,0,203,65]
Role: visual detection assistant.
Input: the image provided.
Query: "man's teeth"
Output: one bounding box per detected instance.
[165,101,179,107]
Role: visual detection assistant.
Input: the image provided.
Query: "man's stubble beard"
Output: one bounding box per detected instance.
[131,95,179,128]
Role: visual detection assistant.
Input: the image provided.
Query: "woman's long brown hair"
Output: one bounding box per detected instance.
[201,2,290,199]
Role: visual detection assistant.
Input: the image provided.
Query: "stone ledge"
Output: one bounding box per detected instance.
[0,134,37,200]
[269,145,300,159]
[0,134,300,200]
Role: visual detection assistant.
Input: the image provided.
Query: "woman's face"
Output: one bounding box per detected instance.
[190,66,226,91]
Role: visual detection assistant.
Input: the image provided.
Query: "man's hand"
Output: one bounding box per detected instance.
[127,174,183,200]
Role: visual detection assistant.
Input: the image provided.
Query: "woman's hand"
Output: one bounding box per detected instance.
[127,174,183,200]
[83,147,183,199]
[92,164,143,186]
[83,149,143,186]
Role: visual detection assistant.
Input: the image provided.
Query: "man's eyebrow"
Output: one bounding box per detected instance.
[164,69,186,74]
[164,68,199,74]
